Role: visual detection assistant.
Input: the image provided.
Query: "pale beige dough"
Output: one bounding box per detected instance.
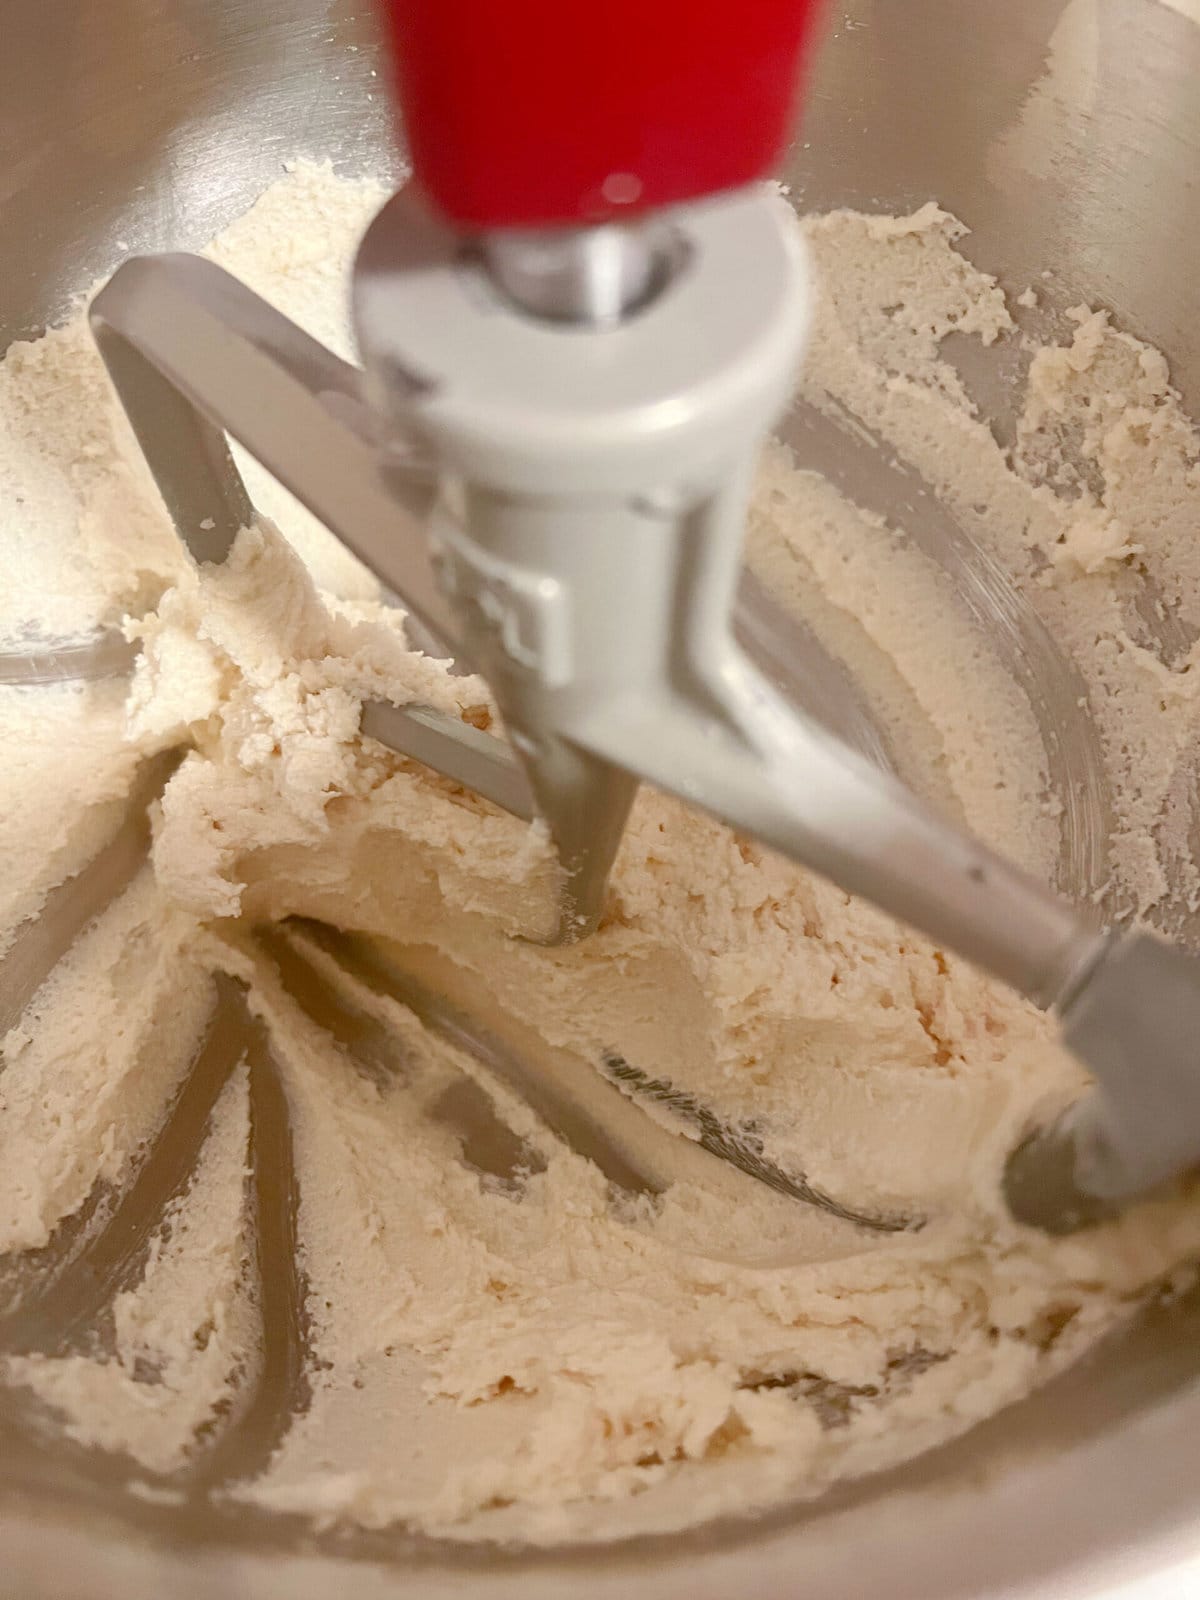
[2,164,1200,1544]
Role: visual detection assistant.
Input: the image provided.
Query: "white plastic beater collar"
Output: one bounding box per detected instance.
[353,187,810,494]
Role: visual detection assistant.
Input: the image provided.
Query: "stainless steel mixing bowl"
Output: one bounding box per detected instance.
[4,1,1200,1595]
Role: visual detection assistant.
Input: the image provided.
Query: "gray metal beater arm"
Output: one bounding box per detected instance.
[90,254,458,649]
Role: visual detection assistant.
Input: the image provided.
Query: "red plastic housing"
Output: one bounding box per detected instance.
[378,0,824,229]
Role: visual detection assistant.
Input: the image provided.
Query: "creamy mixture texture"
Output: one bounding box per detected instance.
[2,164,1200,1544]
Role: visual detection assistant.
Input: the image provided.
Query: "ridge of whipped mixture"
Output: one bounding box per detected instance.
[2,164,1200,1544]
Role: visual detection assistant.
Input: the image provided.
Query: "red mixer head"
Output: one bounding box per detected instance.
[377,0,825,229]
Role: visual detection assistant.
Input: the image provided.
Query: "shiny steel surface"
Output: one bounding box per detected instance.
[4,1,1200,1596]
[480,222,682,326]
